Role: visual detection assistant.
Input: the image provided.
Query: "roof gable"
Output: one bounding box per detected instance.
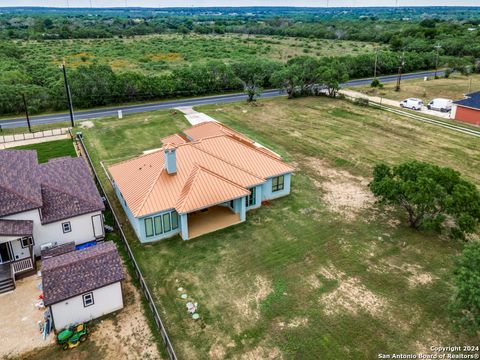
[175,165,250,214]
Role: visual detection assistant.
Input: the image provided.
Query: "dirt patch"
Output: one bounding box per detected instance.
[241,345,282,360]
[209,342,226,360]
[307,273,321,289]
[318,265,387,317]
[305,157,374,220]
[0,274,55,358]
[233,275,272,320]
[79,120,95,129]
[89,271,160,359]
[369,261,436,287]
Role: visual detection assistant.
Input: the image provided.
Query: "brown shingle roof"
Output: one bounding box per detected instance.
[0,150,42,217]
[0,219,33,237]
[42,241,124,306]
[38,157,105,224]
[0,151,104,223]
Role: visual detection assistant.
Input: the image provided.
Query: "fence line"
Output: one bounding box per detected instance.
[75,132,178,360]
[0,128,70,144]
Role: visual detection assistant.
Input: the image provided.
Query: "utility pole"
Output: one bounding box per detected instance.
[395,52,405,92]
[374,47,379,79]
[61,62,75,127]
[434,44,441,78]
[22,94,32,133]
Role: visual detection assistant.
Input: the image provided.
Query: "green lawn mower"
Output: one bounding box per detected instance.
[57,323,88,350]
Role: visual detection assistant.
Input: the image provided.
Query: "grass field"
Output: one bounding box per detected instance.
[21,34,378,74]
[81,97,479,359]
[352,73,480,103]
[11,138,76,163]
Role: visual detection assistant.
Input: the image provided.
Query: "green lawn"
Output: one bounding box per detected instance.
[351,73,480,103]
[81,97,479,359]
[11,138,76,163]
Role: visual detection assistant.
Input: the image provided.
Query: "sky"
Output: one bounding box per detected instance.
[0,0,477,7]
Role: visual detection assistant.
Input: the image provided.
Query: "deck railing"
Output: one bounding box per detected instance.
[12,258,34,275]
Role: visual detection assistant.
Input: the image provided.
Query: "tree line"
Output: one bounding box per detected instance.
[1,50,471,116]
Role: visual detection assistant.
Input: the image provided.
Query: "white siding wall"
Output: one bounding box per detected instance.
[1,210,103,256]
[50,282,123,330]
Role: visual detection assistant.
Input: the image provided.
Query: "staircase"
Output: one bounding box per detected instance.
[0,277,15,294]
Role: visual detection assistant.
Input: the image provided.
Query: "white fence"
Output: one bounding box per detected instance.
[0,128,71,145]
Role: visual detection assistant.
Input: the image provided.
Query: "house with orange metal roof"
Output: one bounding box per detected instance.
[108,122,294,241]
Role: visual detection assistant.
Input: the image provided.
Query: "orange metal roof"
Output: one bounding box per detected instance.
[161,133,187,146]
[108,127,294,217]
[176,165,250,213]
[183,122,251,143]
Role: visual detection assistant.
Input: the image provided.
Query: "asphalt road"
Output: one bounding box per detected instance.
[0,70,443,129]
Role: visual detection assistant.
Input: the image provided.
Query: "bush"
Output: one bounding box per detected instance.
[451,241,480,334]
[370,78,381,87]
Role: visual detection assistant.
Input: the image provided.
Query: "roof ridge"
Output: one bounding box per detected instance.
[195,164,250,190]
[40,182,99,209]
[189,143,266,181]
[175,164,202,212]
[0,183,42,208]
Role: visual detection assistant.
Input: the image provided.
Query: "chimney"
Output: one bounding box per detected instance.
[164,144,177,175]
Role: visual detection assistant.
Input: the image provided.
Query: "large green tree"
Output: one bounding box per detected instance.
[451,241,480,333]
[317,61,349,97]
[369,161,480,239]
[232,60,280,102]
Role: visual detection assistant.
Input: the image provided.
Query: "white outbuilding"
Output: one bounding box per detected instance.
[41,241,124,330]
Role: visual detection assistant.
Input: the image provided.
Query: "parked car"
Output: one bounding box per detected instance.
[427,98,453,112]
[400,98,424,110]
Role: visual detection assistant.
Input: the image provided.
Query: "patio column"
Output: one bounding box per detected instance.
[240,197,246,222]
[180,213,189,241]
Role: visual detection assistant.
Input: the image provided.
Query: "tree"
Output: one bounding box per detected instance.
[369,161,480,239]
[270,65,301,99]
[232,60,280,102]
[271,56,322,98]
[317,61,349,97]
[451,241,480,333]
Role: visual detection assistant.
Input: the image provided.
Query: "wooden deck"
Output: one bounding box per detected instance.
[188,206,242,239]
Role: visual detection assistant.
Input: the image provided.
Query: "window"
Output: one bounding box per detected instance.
[20,237,34,248]
[145,218,154,237]
[163,213,171,232]
[246,187,256,207]
[82,292,94,307]
[171,211,179,230]
[154,216,162,235]
[272,175,285,192]
[62,222,71,233]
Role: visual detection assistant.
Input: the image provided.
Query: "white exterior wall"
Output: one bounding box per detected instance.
[50,281,123,330]
[1,209,104,256]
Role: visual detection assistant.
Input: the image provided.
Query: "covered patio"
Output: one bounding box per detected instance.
[187,206,242,239]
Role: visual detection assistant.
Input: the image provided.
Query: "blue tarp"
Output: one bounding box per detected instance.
[75,241,97,251]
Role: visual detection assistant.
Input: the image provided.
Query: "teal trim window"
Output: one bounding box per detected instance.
[154,216,162,235]
[272,175,285,192]
[171,211,179,230]
[144,210,179,237]
[163,213,171,232]
[246,187,256,207]
[145,218,154,237]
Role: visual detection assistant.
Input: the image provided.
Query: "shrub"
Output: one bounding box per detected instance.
[451,241,480,334]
